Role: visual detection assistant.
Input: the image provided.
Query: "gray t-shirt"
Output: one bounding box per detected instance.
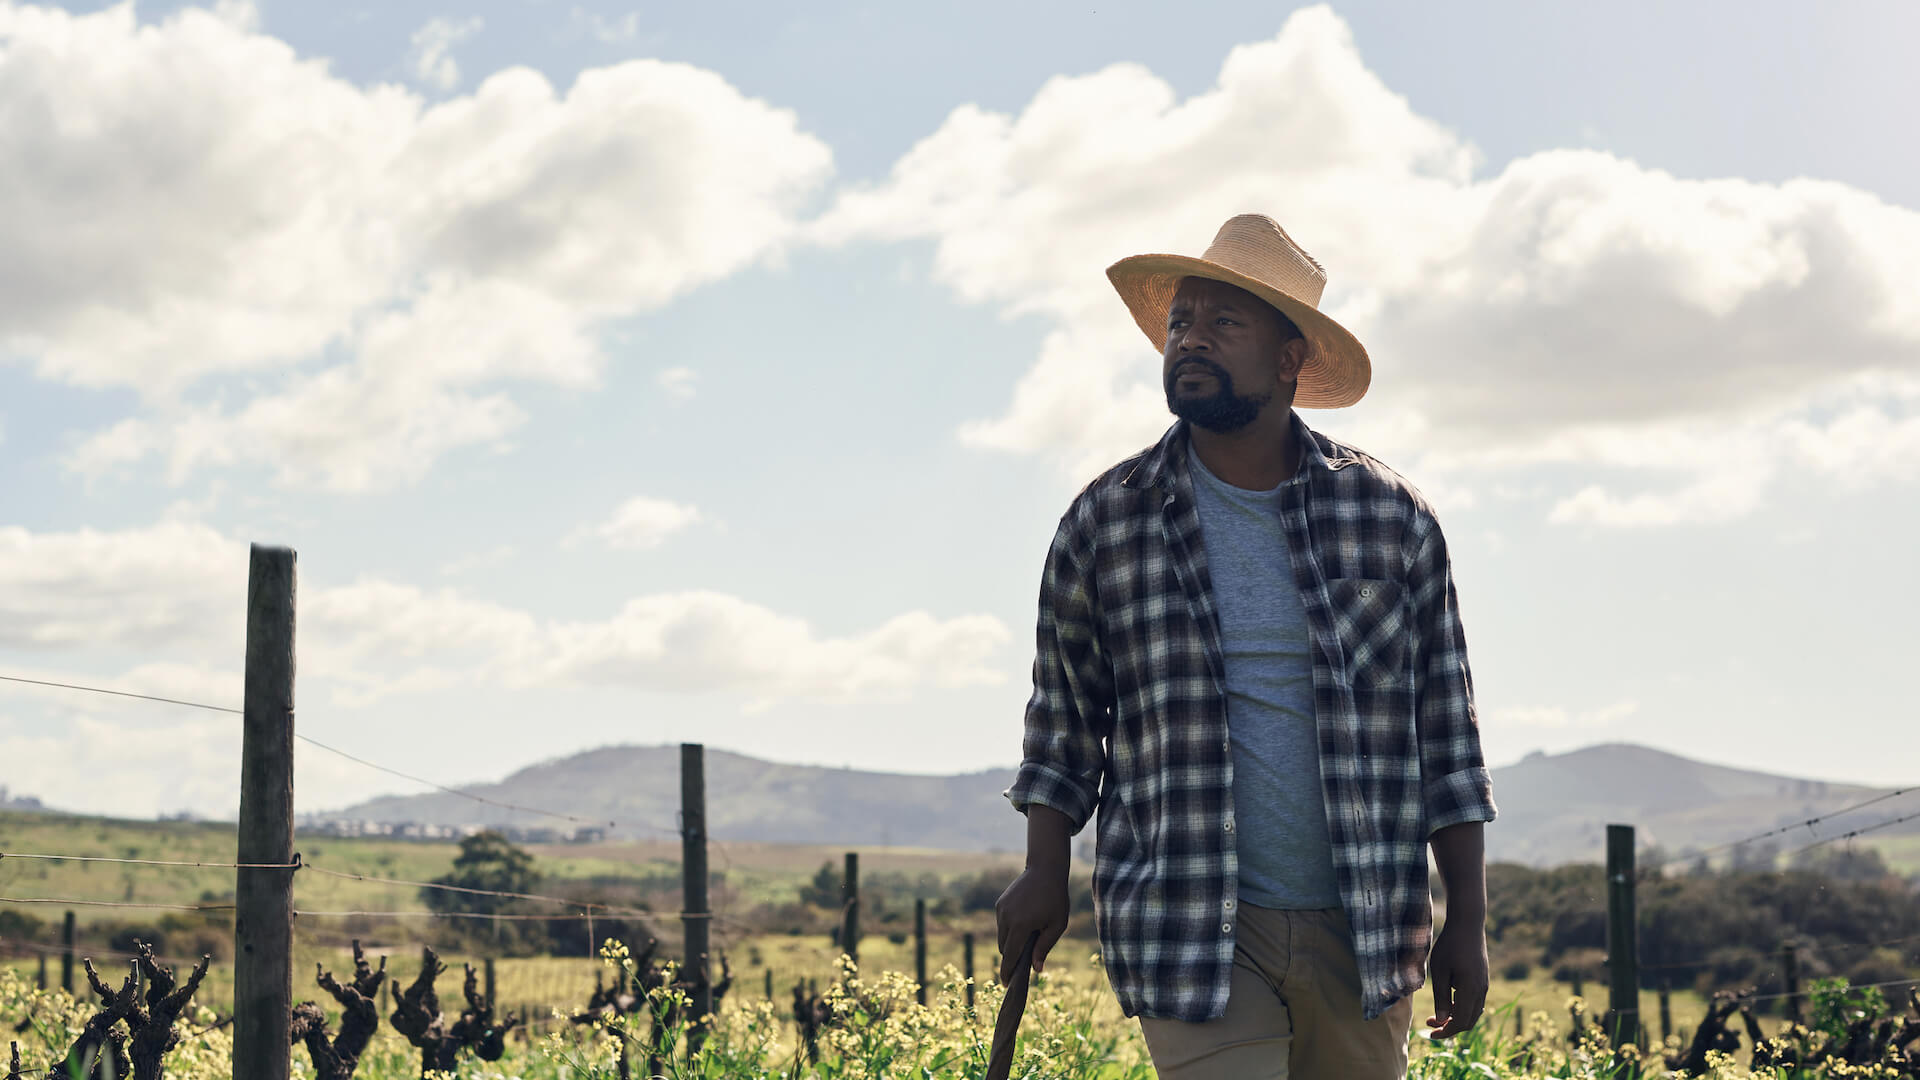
[1188,450,1342,909]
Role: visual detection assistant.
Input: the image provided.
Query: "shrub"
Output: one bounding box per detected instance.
[109,924,167,955]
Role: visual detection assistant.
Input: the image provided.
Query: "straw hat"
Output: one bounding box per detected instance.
[1106,213,1370,408]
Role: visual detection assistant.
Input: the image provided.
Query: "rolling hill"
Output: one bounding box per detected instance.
[321,745,1026,852]
[315,742,1920,868]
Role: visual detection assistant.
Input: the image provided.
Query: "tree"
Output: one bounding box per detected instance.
[961,869,1017,913]
[1788,844,1892,882]
[797,861,840,908]
[422,831,540,917]
[1729,838,1780,873]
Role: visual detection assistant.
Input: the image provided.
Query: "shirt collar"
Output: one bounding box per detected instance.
[1121,411,1335,492]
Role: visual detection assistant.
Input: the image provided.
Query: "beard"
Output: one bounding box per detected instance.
[1165,359,1272,433]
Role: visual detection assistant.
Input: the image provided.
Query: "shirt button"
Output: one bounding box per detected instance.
[1223,820,1234,832]
[1360,585,1374,599]
[1224,899,1235,911]
[1222,923,1233,934]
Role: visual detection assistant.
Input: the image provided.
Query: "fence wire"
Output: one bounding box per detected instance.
[0,896,235,912]
[1744,974,1920,1002]
[292,908,612,922]
[1640,932,1920,973]
[0,669,677,836]
[0,851,299,870]
[292,732,627,831]
[1638,783,1920,879]
[0,673,236,714]
[11,665,1915,1035]
[0,937,207,970]
[1783,807,1920,859]
[301,860,653,917]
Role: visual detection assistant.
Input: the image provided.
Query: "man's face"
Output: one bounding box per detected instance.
[1161,277,1302,433]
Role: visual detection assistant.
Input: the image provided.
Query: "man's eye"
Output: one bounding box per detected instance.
[1168,319,1187,330]
[1217,317,1235,326]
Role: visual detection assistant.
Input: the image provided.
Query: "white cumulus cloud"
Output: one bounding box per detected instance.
[567,495,703,550]
[407,15,483,91]
[1490,700,1639,730]
[657,366,698,400]
[0,520,1009,708]
[814,4,1920,521]
[568,7,643,44]
[0,710,243,818]
[0,2,833,491]
[0,520,247,651]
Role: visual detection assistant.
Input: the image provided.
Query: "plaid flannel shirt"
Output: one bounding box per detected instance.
[1005,414,1497,1023]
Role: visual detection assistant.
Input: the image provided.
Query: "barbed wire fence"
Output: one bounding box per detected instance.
[4,545,1919,1073]
[1633,783,1920,884]
[1570,791,1920,1059]
[0,672,812,982]
[0,544,792,1076]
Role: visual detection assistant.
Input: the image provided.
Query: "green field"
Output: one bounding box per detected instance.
[0,809,1874,1043]
[0,941,1831,1079]
[0,810,1036,1018]
[0,811,1028,917]
[3,810,1909,1077]
[0,812,674,925]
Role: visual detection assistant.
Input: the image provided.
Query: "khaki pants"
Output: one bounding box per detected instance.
[1137,904,1413,1080]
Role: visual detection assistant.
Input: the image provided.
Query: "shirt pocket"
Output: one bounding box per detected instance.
[1325,577,1409,691]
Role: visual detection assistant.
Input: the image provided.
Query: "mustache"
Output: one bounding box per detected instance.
[1166,358,1230,389]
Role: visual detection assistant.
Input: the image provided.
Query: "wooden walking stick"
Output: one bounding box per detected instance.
[985,931,1041,1080]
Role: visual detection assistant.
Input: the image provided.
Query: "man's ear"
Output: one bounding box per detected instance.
[1276,336,1310,383]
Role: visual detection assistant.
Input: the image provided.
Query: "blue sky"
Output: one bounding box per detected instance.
[3,0,1919,819]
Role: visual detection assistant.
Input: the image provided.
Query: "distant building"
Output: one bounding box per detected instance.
[295,817,612,846]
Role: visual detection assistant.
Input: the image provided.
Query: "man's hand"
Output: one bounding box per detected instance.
[1426,820,1488,1040]
[996,803,1075,983]
[994,865,1069,982]
[1425,916,1488,1040]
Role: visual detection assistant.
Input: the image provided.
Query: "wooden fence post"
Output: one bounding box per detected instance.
[234,543,297,1080]
[61,910,74,994]
[485,957,497,1011]
[1782,942,1801,1023]
[681,743,712,1053]
[765,968,773,1001]
[1658,978,1672,1042]
[841,853,860,970]
[963,931,975,1009]
[1605,823,1639,1049]
[36,953,46,991]
[914,899,927,1006]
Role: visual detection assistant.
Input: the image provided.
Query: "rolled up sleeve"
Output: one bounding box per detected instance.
[1004,505,1114,835]
[1409,516,1497,837]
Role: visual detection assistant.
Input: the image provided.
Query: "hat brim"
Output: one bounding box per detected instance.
[1106,253,1371,409]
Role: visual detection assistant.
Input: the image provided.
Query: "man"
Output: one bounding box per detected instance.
[996,214,1497,1079]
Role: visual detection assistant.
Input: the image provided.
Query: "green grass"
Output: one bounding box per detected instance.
[1,927,1742,1048]
[0,948,1857,1079]
[0,809,1028,1018]
[0,811,483,924]
[1,810,1901,1078]
[0,812,1023,924]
